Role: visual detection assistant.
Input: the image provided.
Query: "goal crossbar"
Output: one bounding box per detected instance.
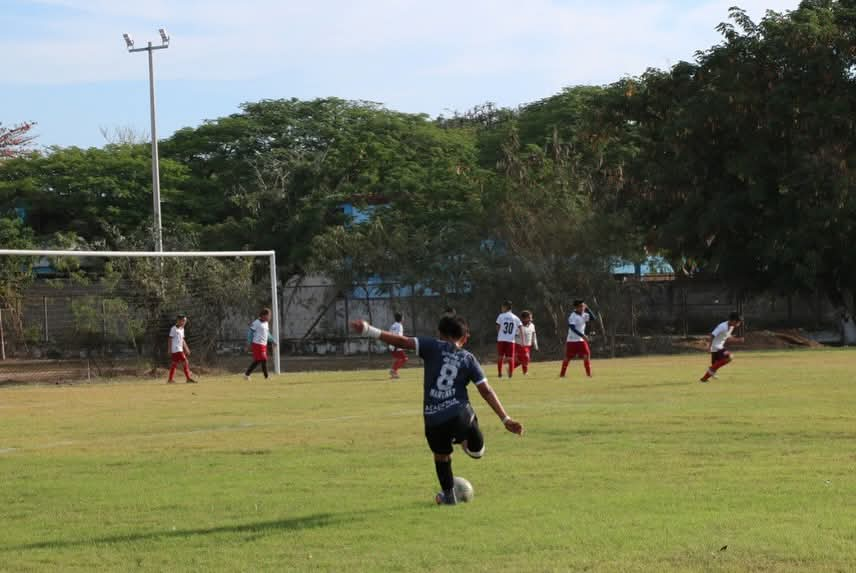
[0,249,275,258]
[0,249,281,375]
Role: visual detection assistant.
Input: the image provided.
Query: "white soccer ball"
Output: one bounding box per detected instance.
[454,476,474,503]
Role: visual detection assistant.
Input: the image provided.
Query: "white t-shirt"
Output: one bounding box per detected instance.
[516,323,538,349]
[389,321,403,351]
[496,311,522,343]
[710,321,734,351]
[169,325,185,353]
[566,311,590,342]
[250,319,270,345]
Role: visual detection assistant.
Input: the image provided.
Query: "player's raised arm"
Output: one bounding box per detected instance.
[476,381,524,435]
[350,320,416,350]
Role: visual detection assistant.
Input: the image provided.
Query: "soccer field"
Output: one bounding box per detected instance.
[1,350,854,572]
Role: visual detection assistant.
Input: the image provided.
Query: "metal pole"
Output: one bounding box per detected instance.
[147,43,163,253]
[343,294,350,355]
[43,296,49,342]
[269,252,281,374]
[0,309,6,361]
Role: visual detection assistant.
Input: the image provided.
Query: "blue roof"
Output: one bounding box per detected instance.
[611,256,674,275]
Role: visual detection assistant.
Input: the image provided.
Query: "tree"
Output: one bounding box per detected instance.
[0,217,37,350]
[0,122,36,158]
[613,1,856,308]
[164,98,487,282]
[0,144,189,249]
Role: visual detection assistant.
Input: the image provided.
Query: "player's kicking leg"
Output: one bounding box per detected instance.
[460,413,485,460]
[700,351,732,382]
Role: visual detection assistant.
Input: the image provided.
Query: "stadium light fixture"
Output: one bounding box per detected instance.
[122,29,171,252]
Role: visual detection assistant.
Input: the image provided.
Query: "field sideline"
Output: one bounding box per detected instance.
[1,350,855,572]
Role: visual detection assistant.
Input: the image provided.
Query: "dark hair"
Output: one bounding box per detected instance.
[394,312,403,322]
[502,300,513,309]
[437,315,468,340]
[729,312,743,322]
[521,310,532,319]
[573,299,585,306]
[260,307,271,317]
[176,314,187,321]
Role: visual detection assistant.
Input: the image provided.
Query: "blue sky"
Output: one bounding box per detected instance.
[2,0,800,149]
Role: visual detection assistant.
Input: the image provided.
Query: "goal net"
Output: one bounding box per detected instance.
[0,249,280,384]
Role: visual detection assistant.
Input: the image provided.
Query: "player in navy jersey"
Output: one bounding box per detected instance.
[351,314,524,505]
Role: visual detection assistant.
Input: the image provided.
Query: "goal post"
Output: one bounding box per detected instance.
[0,249,281,379]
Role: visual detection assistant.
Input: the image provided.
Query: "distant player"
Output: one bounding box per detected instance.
[560,299,594,378]
[351,314,524,505]
[167,315,197,384]
[700,312,744,382]
[495,300,522,378]
[388,312,408,379]
[245,308,277,380]
[513,310,538,375]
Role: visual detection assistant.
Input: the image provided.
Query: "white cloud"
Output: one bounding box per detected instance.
[2,0,802,88]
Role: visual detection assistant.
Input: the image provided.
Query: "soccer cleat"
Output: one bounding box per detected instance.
[434,490,458,505]
[167,379,175,384]
[699,377,709,383]
[186,378,198,384]
[244,374,251,381]
[462,443,485,459]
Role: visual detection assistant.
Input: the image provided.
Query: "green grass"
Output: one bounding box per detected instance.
[1,350,855,572]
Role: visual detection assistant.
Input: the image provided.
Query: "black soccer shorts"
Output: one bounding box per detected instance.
[424,405,484,456]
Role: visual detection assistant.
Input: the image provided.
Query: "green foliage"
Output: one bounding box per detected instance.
[0,217,36,309]
[310,109,486,297]
[612,2,856,304]
[0,144,188,249]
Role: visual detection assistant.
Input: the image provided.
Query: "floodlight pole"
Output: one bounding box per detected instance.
[126,36,169,252]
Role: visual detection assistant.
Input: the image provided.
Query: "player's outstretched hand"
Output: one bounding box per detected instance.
[504,418,524,436]
[349,320,367,334]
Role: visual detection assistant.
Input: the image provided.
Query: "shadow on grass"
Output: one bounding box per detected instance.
[2,512,357,552]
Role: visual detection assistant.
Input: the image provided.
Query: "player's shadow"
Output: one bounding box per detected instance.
[2,512,357,552]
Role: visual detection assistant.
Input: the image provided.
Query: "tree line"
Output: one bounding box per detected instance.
[2,1,855,342]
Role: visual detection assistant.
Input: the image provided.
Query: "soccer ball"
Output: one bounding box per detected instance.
[453,476,474,503]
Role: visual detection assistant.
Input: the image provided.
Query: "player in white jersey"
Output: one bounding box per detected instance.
[495,300,522,379]
[700,312,744,382]
[245,308,277,380]
[388,312,408,379]
[513,310,538,375]
[167,315,197,384]
[560,299,595,378]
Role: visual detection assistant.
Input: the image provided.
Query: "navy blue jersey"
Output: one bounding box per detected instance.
[416,337,487,426]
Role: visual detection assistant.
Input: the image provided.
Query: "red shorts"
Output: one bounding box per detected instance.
[497,341,516,358]
[252,343,268,362]
[565,341,590,359]
[171,351,187,363]
[515,344,531,364]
